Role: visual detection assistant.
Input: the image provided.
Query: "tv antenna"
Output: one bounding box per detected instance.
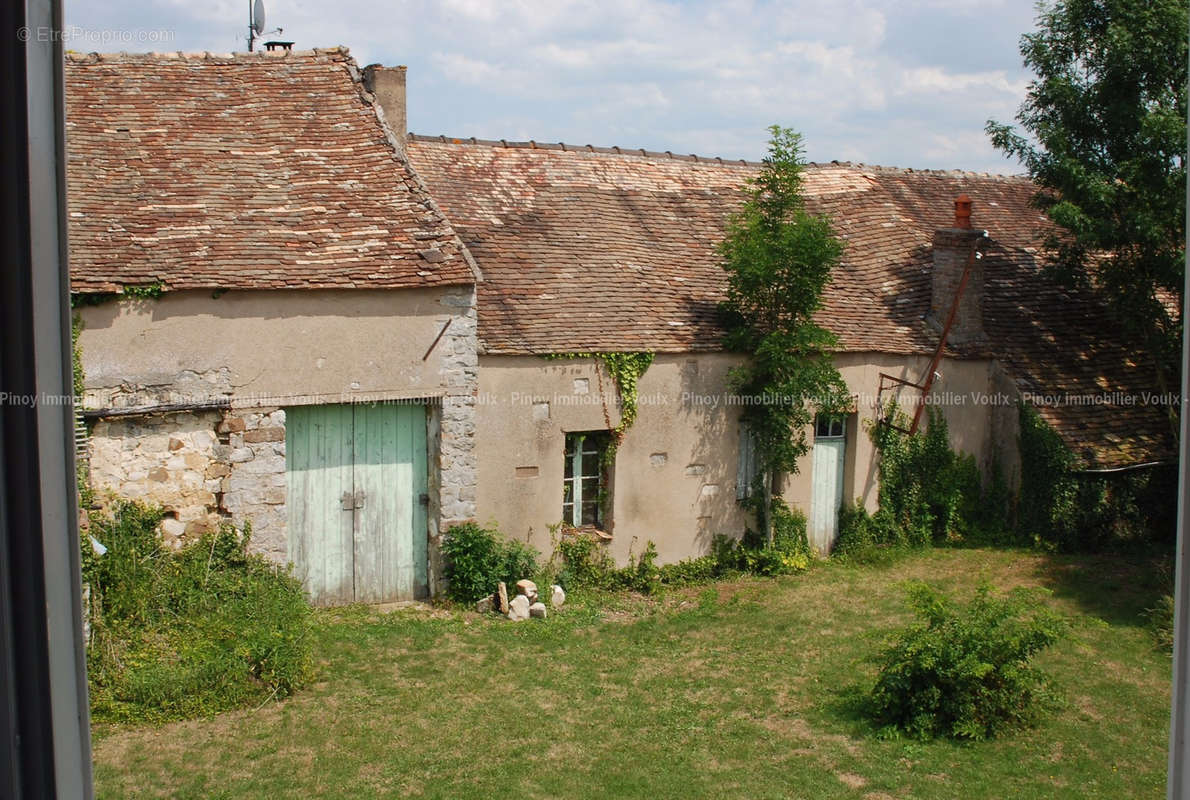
[247,0,284,51]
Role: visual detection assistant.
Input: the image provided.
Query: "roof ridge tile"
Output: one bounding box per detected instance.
[407,132,1030,180]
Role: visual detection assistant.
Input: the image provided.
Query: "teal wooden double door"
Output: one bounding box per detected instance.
[286,403,428,605]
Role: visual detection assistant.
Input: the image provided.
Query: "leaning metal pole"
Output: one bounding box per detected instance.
[1167,16,1190,798]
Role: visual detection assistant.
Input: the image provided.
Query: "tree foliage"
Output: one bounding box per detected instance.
[987,0,1187,398]
[720,126,848,537]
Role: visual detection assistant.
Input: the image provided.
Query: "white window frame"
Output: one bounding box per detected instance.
[815,414,846,440]
[563,432,606,527]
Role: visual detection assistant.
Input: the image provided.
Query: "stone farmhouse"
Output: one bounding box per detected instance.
[66,48,1174,604]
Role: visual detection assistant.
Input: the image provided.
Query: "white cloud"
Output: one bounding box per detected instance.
[66,0,1037,171]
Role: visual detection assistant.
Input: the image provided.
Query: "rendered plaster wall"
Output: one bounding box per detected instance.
[477,351,1007,563]
[474,353,752,566]
[782,352,1004,522]
[79,286,479,574]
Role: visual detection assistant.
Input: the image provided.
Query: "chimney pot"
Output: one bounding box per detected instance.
[954,194,972,229]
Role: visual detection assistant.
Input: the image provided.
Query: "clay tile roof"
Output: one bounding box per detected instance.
[407,136,1174,469]
[65,48,474,292]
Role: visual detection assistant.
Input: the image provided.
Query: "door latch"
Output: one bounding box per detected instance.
[340,490,366,510]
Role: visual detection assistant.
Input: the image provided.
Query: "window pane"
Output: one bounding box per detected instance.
[581,501,599,526]
[581,477,600,498]
[582,450,601,477]
[816,416,828,438]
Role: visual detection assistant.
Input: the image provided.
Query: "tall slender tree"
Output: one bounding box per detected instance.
[720,125,848,542]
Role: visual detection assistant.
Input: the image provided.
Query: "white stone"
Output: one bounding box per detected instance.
[550,585,566,608]
[529,602,547,619]
[508,594,530,621]
[515,579,538,602]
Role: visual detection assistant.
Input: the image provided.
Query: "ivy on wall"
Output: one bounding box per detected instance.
[1017,405,1174,551]
[543,351,655,445]
[71,282,165,308]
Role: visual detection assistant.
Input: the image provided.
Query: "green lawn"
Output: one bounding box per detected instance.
[91,548,1173,799]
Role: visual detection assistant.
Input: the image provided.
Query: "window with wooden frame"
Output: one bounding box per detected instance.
[815,413,846,439]
[736,424,760,500]
[562,431,611,528]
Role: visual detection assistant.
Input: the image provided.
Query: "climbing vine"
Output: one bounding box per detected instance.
[542,351,654,443]
[595,352,654,439]
[1017,405,1174,551]
[71,282,165,308]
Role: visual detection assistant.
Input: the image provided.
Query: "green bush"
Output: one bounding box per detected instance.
[835,503,904,556]
[1019,405,1176,551]
[441,522,540,603]
[553,513,811,598]
[657,555,718,586]
[84,500,312,723]
[1146,593,1175,651]
[868,582,1064,740]
[555,535,662,594]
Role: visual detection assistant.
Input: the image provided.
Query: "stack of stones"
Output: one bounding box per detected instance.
[484,579,565,621]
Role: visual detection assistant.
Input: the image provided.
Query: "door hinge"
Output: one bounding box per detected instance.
[419,492,430,506]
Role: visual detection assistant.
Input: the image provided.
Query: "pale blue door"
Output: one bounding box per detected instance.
[809,415,846,554]
[286,403,428,605]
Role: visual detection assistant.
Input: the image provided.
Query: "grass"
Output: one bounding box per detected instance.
[90,547,1173,799]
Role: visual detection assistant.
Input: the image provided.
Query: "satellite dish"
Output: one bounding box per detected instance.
[252,0,266,34]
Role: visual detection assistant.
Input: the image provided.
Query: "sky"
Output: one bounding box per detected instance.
[64,0,1042,173]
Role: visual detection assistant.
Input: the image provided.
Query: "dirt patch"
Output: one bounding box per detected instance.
[836,771,867,789]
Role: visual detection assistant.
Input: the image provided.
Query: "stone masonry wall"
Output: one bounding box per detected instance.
[88,408,286,560]
[89,410,228,546]
[430,283,480,594]
[218,408,288,563]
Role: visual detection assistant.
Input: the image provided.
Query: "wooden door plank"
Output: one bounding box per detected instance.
[410,404,429,599]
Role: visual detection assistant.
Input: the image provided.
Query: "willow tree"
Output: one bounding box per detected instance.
[720,125,848,542]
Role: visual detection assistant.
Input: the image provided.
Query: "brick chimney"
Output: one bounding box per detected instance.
[363,64,407,156]
[928,195,987,345]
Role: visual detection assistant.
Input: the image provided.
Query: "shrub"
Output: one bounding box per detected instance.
[555,535,662,594]
[834,503,904,556]
[1146,593,1175,651]
[441,522,540,603]
[555,531,616,591]
[553,516,811,598]
[707,503,810,577]
[657,555,718,586]
[84,500,312,723]
[1019,405,1177,551]
[868,582,1064,740]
